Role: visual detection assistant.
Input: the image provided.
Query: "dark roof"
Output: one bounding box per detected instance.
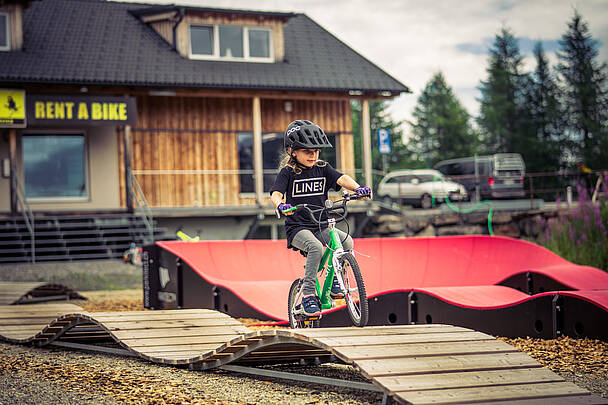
[0,0,410,94]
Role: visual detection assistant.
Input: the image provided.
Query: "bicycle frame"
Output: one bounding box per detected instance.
[315,218,348,310]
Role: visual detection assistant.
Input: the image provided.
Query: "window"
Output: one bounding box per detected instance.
[190,24,273,62]
[22,134,87,200]
[237,132,339,194]
[319,134,337,169]
[0,13,9,51]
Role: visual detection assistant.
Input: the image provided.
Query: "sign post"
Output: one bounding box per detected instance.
[377,129,392,174]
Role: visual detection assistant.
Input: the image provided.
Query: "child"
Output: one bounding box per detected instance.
[270,120,371,317]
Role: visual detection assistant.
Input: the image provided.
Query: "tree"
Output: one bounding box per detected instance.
[556,11,608,169]
[352,99,411,186]
[519,42,566,172]
[407,72,479,166]
[478,27,528,154]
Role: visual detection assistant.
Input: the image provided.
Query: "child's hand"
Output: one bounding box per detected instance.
[278,203,295,216]
[355,186,372,199]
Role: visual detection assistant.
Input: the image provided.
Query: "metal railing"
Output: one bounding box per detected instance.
[11,174,36,263]
[129,172,155,244]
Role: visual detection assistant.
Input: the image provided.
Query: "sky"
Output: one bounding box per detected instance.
[119,0,608,135]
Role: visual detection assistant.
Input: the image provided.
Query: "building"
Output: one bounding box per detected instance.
[0,0,409,261]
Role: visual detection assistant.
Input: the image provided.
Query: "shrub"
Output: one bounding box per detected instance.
[537,173,608,271]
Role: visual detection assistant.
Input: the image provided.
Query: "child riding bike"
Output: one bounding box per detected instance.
[270,120,371,318]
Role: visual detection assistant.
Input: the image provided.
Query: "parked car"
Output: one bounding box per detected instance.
[433,153,525,200]
[377,169,467,209]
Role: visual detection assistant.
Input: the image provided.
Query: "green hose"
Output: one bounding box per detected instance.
[432,176,494,236]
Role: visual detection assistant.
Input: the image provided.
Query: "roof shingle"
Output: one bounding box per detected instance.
[0,0,410,94]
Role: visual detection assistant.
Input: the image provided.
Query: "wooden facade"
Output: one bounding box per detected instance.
[119,95,354,208]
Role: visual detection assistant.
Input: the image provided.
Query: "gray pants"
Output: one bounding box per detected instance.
[291,228,353,295]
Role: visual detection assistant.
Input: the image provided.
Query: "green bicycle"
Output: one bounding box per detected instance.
[285,192,369,328]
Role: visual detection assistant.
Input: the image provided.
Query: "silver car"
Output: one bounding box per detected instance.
[377,169,467,209]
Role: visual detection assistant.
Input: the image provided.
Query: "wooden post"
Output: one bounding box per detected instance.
[252,96,264,205]
[9,129,17,214]
[361,99,373,189]
[124,125,134,213]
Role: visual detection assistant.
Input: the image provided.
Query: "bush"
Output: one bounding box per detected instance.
[537,174,608,271]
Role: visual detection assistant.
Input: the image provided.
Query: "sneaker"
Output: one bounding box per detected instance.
[295,294,321,317]
[330,276,344,299]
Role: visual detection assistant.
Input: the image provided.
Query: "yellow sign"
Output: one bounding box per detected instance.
[0,89,26,128]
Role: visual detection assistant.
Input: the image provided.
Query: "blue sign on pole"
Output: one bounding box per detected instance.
[377,129,392,154]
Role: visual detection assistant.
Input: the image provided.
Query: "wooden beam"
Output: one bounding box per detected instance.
[9,129,17,214]
[361,99,372,189]
[123,125,134,213]
[252,97,264,205]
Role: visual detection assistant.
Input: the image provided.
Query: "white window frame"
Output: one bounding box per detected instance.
[0,12,10,51]
[189,24,274,63]
[22,130,90,203]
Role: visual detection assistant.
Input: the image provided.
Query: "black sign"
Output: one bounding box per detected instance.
[27,94,137,126]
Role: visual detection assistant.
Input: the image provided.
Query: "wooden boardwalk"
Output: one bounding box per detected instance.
[0,303,605,405]
[0,282,86,305]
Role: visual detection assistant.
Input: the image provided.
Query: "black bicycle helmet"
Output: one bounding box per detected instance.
[284,120,332,150]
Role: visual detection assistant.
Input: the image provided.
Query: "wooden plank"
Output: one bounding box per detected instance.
[101,318,244,331]
[131,343,222,353]
[334,340,518,360]
[375,368,563,394]
[471,395,607,405]
[110,326,248,339]
[355,352,541,377]
[89,308,220,316]
[120,334,243,347]
[89,313,233,322]
[313,331,492,347]
[396,381,590,405]
[291,325,466,338]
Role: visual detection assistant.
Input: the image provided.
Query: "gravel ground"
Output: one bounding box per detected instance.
[1,289,607,404]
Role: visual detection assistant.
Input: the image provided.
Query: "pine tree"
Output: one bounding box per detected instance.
[352,99,410,185]
[519,42,566,172]
[557,11,608,169]
[408,72,478,166]
[478,27,527,154]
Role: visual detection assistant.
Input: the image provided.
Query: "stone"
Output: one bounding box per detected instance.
[373,214,402,224]
[493,223,521,238]
[415,225,436,237]
[436,225,485,236]
[432,214,460,226]
[463,212,491,225]
[376,222,405,234]
[404,217,429,233]
[491,212,513,224]
[519,214,543,237]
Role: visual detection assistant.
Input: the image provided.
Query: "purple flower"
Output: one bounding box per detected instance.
[556,198,561,208]
[569,227,575,244]
[580,233,587,243]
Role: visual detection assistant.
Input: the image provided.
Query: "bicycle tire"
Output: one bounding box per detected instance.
[339,253,369,327]
[287,278,320,328]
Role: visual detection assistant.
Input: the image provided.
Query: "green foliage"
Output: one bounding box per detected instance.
[556,11,608,170]
[537,178,608,271]
[352,99,414,186]
[519,42,566,173]
[478,27,528,154]
[408,72,479,167]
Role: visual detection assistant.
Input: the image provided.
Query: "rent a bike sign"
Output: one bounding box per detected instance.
[26,94,137,126]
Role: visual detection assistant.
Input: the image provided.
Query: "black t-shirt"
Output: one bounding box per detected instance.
[270,163,343,248]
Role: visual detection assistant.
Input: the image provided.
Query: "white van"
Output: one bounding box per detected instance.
[377,169,467,209]
[434,153,526,200]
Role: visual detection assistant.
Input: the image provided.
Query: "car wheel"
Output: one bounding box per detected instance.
[381,195,393,205]
[420,194,433,209]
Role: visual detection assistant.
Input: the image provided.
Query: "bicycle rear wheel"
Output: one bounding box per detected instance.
[339,253,369,327]
[288,278,320,328]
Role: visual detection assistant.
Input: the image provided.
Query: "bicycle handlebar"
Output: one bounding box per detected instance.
[287,192,369,226]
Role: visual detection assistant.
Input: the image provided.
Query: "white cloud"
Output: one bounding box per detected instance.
[117,0,607,126]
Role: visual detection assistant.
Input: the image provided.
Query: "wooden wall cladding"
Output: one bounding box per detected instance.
[121,96,353,208]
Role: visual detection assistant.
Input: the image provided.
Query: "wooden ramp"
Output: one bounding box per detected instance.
[0,282,86,305]
[0,304,605,405]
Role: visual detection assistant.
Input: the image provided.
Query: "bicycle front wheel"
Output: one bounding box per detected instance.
[339,253,369,327]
